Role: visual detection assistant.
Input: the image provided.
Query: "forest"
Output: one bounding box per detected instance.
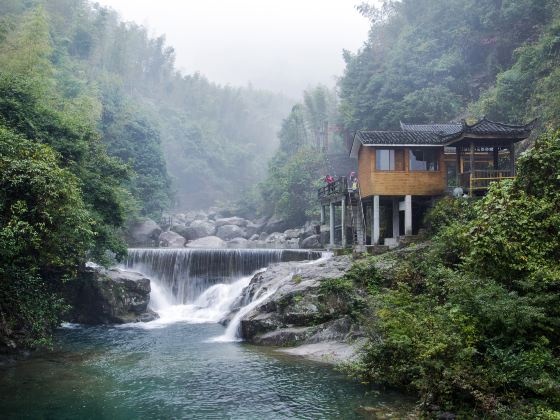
[0,0,559,418]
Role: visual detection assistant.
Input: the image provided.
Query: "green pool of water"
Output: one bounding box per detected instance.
[0,323,411,419]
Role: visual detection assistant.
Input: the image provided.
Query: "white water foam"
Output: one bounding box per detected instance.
[122,249,331,336]
[125,273,257,330]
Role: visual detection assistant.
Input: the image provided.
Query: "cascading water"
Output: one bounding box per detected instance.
[123,248,323,331]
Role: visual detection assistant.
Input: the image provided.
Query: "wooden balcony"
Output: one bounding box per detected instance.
[460,169,514,192]
[318,177,349,201]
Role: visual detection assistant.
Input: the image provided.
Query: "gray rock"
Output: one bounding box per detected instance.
[185,220,216,240]
[266,232,286,243]
[228,237,249,248]
[127,218,161,245]
[263,215,290,234]
[63,267,158,324]
[232,256,354,346]
[216,224,247,240]
[215,217,249,228]
[300,234,322,249]
[249,234,260,241]
[284,228,302,239]
[186,236,227,248]
[170,223,190,238]
[246,222,265,237]
[158,231,186,248]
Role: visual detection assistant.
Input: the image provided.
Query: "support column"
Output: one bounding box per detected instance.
[372,196,380,245]
[392,198,400,238]
[341,196,346,247]
[329,202,335,247]
[404,195,412,236]
[493,147,499,170]
[509,144,516,176]
[320,205,325,225]
[469,141,475,196]
[455,147,461,187]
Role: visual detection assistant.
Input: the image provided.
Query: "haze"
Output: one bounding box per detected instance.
[94,0,371,97]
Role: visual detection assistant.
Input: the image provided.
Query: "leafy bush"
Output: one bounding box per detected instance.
[0,129,93,349]
[350,131,560,417]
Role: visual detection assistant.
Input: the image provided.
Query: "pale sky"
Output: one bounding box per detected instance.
[94,0,372,97]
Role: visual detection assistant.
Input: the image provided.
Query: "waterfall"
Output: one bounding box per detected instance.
[123,248,322,330]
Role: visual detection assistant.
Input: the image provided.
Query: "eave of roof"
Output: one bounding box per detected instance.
[349,118,536,157]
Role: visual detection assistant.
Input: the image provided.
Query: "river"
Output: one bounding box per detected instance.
[0,248,412,419]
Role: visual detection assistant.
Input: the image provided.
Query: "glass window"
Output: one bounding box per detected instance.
[376,149,404,171]
[409,149,439,171]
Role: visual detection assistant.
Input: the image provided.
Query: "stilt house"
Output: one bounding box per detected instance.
[318,118,535,248]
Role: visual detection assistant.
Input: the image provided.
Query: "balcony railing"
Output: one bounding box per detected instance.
[318,177,348,199]
[461,169,514,191]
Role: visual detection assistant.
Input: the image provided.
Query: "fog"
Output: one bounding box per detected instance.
[94,0,371,97]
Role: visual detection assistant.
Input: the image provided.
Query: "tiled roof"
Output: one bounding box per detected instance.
[355,118,536,148]
[400,122,462,136]
[463,118,536,136]
[357,131,445,145]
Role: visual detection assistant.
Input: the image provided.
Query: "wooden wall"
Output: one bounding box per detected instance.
[358,146,446,197]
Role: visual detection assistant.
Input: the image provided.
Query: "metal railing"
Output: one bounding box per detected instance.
[461,169,514,192]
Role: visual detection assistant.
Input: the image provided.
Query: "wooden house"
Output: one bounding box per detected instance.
[318,118,535,248]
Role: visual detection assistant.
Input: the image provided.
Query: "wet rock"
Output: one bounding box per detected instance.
[158,231,186,248]
[127,218,161,245]
[300,234,322,249]
[63,267,158,324]
[233,256,355,346]
[216,224,247,240]
[185,220,216,240]
[186,236,227,248]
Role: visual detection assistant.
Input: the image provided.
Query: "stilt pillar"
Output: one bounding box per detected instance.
[341,197,346,247]
[329,202,335,247]
[392,198,400,238]
[404,195,412,236]
[372,196,380,245]
[320,205,325,225]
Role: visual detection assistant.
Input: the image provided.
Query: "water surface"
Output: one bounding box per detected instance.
[0,323,407,419]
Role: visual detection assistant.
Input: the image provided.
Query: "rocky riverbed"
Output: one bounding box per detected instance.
[127,208,324,250]
[219,255,366,364]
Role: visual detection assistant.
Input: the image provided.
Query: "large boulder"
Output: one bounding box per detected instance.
[159,231,186,248]
[63,267,158,324]
[186,236,227,248]
[263,216,290,234]
[127,218,161,246]
[266,232,286,244]
[215,217,249,228]
[216,224,247,241]
[185,220,216,240]
[246,222,265,237]
[300,235,322,249]
[170,223,190,238]
[232,256,358,346]
[284,228,302,240]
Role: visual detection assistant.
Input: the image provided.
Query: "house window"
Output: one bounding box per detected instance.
[409,149,439,171]
[376,149,404,171]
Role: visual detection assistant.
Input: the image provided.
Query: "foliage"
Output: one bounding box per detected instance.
[349,131,560,417]
[0,128,93,348]
[258,86,341,223]
[339,0,560,131]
